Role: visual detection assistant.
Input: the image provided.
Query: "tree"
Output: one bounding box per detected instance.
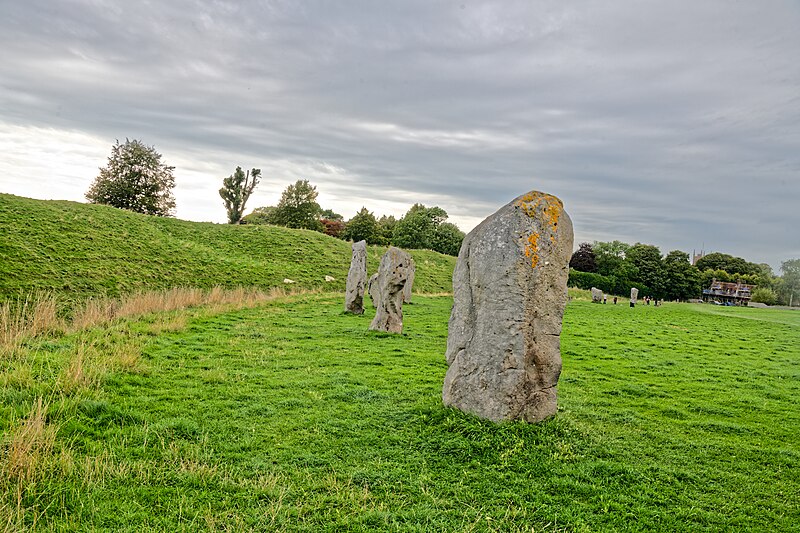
[695,252,761,277]
[626,243,665,298]
[569,243,597,272]
[593,240,630,277]
[241,206,276,225]
[393,204,449,250]
[321,219,345,238]
[320,209,343,221]
[780,259,800,307]
[430,222,465,257]
[374,215,397,246]
[86,139,176,216]
[662,250,702,301]
[219,166,261,224]
[750,287,778,305]
[342,207,378,243]
[269,180,323,231]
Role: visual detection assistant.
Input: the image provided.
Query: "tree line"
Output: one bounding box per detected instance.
[82,139,799,295]
[84,138,465,256]
[569,240,800,306]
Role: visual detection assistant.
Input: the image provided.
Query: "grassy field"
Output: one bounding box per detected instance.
[2,292,798,531]
[0,194,456,303]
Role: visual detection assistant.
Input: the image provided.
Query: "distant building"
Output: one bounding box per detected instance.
[702,278,754,306]
[692,249,706,266]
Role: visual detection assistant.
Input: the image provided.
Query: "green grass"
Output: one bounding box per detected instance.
[2,296,798,531]
[0,194,455,304]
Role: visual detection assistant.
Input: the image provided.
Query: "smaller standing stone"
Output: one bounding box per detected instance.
[591,287,603,303]
[368,273,379,308]
[630,287,639,308]
[369,247,412,333]
[345,240,367,314]
[403,258,416,304]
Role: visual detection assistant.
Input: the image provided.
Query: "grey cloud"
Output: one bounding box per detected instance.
[1,0,798,268]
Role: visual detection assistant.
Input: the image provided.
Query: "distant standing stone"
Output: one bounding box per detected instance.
[591,287,603,303]
[344,240,367,314]
[442,190,573,423]
[403,258,416,304]
[369,247,412,333]
[630,287,639,308]
[368,273,379,308]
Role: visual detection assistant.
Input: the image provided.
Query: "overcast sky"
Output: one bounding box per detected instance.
[1,1,798,270]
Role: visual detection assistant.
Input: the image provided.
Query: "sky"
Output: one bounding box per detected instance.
[1,1,798,270]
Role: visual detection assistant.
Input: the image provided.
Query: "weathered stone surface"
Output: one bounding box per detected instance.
[630,287,639,305]
[442,191,573,423]
[403,258,416,304]
[591,287,603,303]
[369,247,412,333]
[368,273,379,308]
[344,240,367,314]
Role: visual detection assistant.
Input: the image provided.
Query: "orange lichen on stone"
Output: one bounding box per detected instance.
[516,191,563,268]
[524,233,540,268]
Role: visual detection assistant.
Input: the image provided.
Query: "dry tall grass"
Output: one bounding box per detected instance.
[0,294,62,352]
[1,286,299,353]
[1,398,55,486]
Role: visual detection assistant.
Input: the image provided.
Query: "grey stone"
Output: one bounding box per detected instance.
[368,273,379,308]
[591,287,603,303]
[344,240,367,314]
[369,247,412,333]
[442,191,573,423]
[630,287,639,305]
[403,258,416,304]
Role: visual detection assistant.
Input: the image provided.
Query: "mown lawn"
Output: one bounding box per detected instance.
[2,295,798,531]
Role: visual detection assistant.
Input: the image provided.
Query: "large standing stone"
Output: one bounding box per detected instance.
[442,191,573,423]
[369,247,412,333]
[591,287,603,303]
[403,258,416,304]
[630,287,639,307]
[368,273,379,308]
[344,240,367,314]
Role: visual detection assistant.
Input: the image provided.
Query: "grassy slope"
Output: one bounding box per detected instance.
[3,296,798,531]
[0,194,455,303]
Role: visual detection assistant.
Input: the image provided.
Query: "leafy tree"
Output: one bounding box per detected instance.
[393,204,448,250]
[374,215,397,246]
[240,206,276,225]
[342,207,378,243]
[593,240,631,277]
[780,259,800,307]
[626,243,665,298]
[430,222,465,257]
[750,287,778,305]
[695,252,761,277]
[219,166,261,224]
[662,250,702,301]
[321,209,343,221]
[86,139,176,216]
[320,218,345,238]
[270,180,323,231]
[569,243,597,273]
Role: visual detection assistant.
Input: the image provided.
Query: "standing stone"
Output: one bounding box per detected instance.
[442,191,573,423]
[403,258,416,304]
[344,240,367,314]
[369,247,412,333]
[630,287,639,307]
[591,287,603,303]
[368,273,379,308]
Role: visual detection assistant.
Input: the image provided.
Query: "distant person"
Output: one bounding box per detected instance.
[603,295,607,304]
[613,296,618,305]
